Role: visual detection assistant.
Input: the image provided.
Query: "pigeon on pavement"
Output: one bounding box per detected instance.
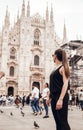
[34,121,39,128]
[10,112,13,116]
[0,110,4,113]
[21,111,25,117]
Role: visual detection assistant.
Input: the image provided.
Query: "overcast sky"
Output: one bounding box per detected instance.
[0,0,83,41]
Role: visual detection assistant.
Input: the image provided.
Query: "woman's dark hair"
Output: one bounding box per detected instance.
[54,49,70,78]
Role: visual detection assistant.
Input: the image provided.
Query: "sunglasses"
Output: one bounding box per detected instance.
[52,54,57,59]
[52,54,54,57]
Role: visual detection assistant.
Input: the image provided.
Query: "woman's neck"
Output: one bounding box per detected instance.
[56,61,62,67]
[55,62,62,69]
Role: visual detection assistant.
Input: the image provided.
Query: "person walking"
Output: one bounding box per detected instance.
[31,82,41,115]
[79,90,83,110]
[22,95,26,107]
[42,82,50,118]
[49,49,71,130]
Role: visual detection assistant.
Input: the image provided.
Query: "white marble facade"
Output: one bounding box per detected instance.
[0,1,63,96]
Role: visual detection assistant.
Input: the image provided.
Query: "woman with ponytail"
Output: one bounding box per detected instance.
[49,49,71,130]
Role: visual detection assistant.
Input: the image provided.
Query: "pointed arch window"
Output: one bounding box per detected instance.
[10,66,14,76]
[10,47,16,59]
[34,55,39,65]
[34,29,40,46]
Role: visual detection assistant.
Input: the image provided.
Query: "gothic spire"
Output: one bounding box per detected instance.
[27,0,30,17]
[50,3,53,23]
[4,5,10,27]
[46,2,49,22]
[17,9,19,21]
[21,0,25,17]
[63,21,68,43]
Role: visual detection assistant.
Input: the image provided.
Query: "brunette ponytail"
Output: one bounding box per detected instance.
[62,50,70,78]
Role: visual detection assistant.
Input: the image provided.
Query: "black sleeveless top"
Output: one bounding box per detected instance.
[49,65,63,98]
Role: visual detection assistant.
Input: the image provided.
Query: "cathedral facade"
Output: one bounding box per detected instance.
[0,1,62,96]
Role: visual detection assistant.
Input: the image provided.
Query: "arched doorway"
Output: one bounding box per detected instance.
[8,87,14,96]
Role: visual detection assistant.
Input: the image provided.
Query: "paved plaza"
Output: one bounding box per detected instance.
[0,105,83,130]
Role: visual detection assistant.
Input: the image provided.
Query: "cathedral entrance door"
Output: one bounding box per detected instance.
[8,87,14,96]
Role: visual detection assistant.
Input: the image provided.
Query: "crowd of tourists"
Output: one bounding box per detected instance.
[0,82,50,118]
[0,88,83,112]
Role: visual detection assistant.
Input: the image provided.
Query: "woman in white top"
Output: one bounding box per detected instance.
[42,83,50,118]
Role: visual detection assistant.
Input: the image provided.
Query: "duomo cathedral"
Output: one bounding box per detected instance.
[0,1,66,96]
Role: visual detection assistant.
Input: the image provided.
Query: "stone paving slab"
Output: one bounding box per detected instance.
[0,105,83,130]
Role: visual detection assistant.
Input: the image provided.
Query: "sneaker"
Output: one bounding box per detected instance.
[43,115,49,118]
[34,112,37,116]
[39,111,42,115]
[31,112,35,115]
